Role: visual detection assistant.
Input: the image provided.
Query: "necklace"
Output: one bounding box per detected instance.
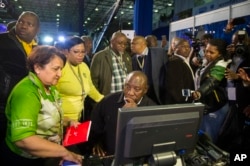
[69,63,85,101]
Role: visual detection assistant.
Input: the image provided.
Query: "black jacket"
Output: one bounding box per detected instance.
[164,55,195,104]
[196,57,228,113]
[90,92,156,155]
[0,30,29,112]
[132,47,168,104]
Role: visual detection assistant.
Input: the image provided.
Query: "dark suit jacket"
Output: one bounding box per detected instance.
[165,55,195,104]
[90,91,156,155]
[0,30,29,111]
[83,54,92,68]
[132,47,168,104]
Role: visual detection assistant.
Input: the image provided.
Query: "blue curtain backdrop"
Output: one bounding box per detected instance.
[134,0,153,36]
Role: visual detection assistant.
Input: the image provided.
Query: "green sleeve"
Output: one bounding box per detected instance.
[6,87,41,142]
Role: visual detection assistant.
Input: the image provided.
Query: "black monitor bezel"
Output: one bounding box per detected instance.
[113,103,204,166]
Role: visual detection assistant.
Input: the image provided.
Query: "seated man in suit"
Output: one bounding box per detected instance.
[89,71,156,166]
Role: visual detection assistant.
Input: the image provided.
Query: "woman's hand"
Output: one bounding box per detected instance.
[60,150,83,165]
[68,120,80,128]
[64,118,80,128]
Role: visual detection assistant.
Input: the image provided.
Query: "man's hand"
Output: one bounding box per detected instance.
[238,68,250,82]
[225,68,239,80]
[123,97,137,108]
[191,91,201,100]
[243,105,250,118]
[92,143,106,157]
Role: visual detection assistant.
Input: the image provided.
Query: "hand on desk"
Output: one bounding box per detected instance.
[92,143,106,157]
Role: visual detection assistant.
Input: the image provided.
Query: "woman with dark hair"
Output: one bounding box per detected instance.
[0,45,82,165]
[56,36,104,122]
[191,39,231,143]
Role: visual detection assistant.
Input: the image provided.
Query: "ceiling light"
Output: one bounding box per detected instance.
[58,36,65,42]
[129,5,132,9]
[154,9,158,13]
[18,6,22,9]
[121,11,124,15]
[43,36,54,43]
[95,8,99,11]
[56,14,60,17]
[57,3,61,7]
[87,17,90,20]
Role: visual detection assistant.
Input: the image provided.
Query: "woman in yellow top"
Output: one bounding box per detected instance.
[56,36,104,122]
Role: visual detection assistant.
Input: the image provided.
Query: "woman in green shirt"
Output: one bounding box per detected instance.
[0,45,82,165]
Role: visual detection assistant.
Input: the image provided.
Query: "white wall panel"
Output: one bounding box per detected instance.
[170,1,250,32]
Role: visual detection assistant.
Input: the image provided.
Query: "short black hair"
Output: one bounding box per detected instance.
[201,34,213,40]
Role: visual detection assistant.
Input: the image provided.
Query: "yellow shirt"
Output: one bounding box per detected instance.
[56,62,104,121]
[16,35,37,56]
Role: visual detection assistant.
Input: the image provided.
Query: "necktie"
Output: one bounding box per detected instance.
[138,56,144,64]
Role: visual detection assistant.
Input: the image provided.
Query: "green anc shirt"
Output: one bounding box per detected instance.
[5,72,63,159]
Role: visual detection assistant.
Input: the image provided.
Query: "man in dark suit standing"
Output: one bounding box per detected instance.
[165,38,195,104]
[131,36,168,104]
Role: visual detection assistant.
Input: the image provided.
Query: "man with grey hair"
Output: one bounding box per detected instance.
[90,31,132,96]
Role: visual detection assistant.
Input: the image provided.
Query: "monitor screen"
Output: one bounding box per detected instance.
[113,103,204,166]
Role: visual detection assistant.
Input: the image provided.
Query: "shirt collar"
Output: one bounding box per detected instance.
[16,35,37,46]
[137,47,149,57]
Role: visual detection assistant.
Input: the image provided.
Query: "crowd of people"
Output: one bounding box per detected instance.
[0,10,250,166]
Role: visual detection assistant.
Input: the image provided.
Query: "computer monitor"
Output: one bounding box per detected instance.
[113,103,204,166]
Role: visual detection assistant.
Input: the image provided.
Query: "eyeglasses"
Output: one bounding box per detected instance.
[117,41,128,46]
[70,50,86,55]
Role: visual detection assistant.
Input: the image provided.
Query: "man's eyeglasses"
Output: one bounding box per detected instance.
[117,41,128,46]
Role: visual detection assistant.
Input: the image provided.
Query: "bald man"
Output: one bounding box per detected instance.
[131,36,168,104]
[90,31,132,96]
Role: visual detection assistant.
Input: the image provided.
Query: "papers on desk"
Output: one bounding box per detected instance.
[63,120,92,146]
